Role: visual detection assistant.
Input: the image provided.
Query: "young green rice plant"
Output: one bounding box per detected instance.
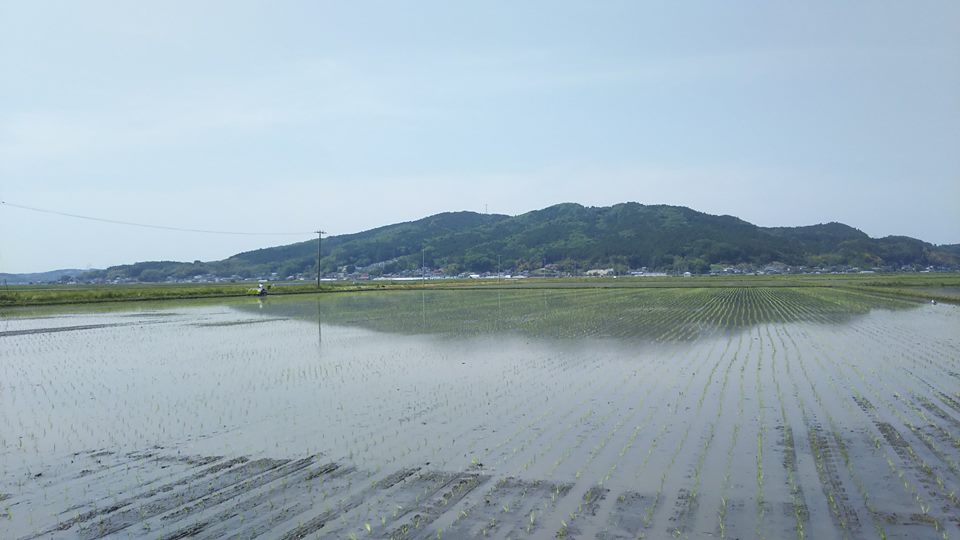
[754,326,767,539]
[844,366,960,505]
[805,327,959,524]
[780,325,904,538]
[770,328,808,540]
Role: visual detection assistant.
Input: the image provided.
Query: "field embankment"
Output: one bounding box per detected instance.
[1,273,958,308]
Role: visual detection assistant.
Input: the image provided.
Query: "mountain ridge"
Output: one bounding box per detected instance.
[1,269,93,284]
[78,202,958,281]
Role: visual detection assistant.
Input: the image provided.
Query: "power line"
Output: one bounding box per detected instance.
[1,200,315,236]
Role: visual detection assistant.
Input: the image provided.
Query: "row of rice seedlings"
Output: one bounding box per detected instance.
[799,286,910,322]
[770,316,857,533]
[844,323,960,459]
[660,417,711,528]
[907,395,960,454]
[644,290,712,342]
[846,310,958,388]
[446,349,664,534]
[324,326,592,466]
[328,336,599,473]
[803,317,957,485]
[704,287,748,334]
[661,321,741,538]
[542,409,598,479]
[769,324,811,540]
[835,290,952,353]
[734,287,803,330]
[549,351,670,482]
[782,326,923,538]
[21,309,420,529]
[753,324,768,539]
[763,286,860,328]
[404,286,944,536]
[650,334,731,534]
[720,310,769,538]
[831,310,959,436]
[715,287,748,330]
[653,286,799,341]
[797,402,846,528]
[735,287,765,327]
[716,421,741,540]
[519,380,629,477]
[778,320,887,538]
[679,287,739,336]
[711,329,747,539]
[498,356,629,470]
[624,289,700,338]
[808,333,960,515]
[575,370,680,486]
[847,364,960,489]
[562,333,726,539]
[185,322,540,532]
[554,339,712,536]
[868,430,950,538]
[1,332,106,456]
[581,289,687,339]
[531,288,687,340]
[598,342,716,496]
[773,300,904,535]
[657,289,739,342]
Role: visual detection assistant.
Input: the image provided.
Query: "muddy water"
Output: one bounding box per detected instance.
[1,289,958,539]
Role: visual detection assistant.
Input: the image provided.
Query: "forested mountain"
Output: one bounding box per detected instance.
[0,269,91,284]
[82,203,959,281]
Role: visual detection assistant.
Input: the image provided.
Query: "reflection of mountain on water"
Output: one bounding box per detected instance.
[234,288,917,342]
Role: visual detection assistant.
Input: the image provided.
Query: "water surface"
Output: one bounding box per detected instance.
[1,289,957,539]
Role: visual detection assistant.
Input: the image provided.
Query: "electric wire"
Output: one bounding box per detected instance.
[1,200,314,236]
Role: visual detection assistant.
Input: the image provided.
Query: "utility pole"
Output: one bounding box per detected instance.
[421,246,426,288]
[315,230,326,288]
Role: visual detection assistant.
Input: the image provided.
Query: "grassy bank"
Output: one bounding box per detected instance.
[0,282,407,307]
[1,273,958,307]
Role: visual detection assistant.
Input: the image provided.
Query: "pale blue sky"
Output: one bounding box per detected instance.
[2,1,958,272]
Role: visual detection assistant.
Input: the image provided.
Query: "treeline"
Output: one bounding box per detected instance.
[82,203,959,281]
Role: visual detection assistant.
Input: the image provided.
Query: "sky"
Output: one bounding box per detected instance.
[1,1,958,273]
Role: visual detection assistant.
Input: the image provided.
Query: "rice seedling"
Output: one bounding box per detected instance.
[3,286,955,539]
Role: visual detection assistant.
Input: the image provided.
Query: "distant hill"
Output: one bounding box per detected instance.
[939,244,960,257]
[81,203,959,281]
[0,269,91,284]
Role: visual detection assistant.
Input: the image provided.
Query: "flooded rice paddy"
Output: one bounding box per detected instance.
[1,287,959,539]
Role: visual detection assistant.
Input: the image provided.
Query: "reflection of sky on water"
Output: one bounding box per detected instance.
[1,292,955,539]
[1,304,695,472]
